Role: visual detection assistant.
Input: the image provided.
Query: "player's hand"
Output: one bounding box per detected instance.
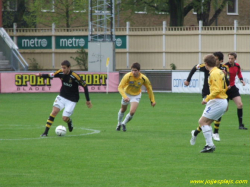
[36,73,42,76]
[201,100,207,105]
[86,101,92,108]
[151,102,156,107]
[123,97,130,102]
[228,85,231,89]
[241,80,246,86]
[184,81,190,86]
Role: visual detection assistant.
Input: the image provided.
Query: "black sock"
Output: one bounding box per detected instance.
[44,114,55,134]
[214,117,221,134]
[237,108,243,125]
[194,126,202,136]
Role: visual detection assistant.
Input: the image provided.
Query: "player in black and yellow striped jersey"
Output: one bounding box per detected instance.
[36,60,92,137]
[185,52,229,142]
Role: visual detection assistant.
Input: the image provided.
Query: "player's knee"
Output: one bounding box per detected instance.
[237,102,243,109]
[62,116,69,122]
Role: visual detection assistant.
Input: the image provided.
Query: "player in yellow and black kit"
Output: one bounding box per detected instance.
[37,60,92,137]
[185,52,229,142]
[192,54,228,153]
[116,62,156,131]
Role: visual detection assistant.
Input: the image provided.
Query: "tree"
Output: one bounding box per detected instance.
[191,0,230,26]
[2,0,35,28]
[24,0,88,28]
[120,0,230,26]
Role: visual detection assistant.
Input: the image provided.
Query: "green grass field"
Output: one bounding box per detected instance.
[0,92,249,187]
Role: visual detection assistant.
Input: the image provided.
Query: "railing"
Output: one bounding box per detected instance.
[0,28,29,71]
[4,25,250,34]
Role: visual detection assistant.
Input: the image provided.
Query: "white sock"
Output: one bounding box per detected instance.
[118,109,124,125]
[201,125,214,147]
[122,113,133,125]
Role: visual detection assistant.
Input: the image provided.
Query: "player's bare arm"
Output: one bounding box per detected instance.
[86,101,92,108]
[241,80,246,86]
[36,73,42,76]
[184,81,190,86]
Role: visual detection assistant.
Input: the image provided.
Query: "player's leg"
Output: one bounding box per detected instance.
[190,125,202,145]
[62,99,77,132]
[41,106,60,136]
[199,116,215,152]
[233,96,247,130]
[121,102,139,131]
[212,117,221,141]
[121,94,141,131]
[199,99,227,153]
[116,98,129,131]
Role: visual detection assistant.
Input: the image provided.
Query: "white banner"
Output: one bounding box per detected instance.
[172,71,250,95]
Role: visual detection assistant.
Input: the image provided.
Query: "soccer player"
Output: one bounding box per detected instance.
[194,54,228,153]
[185,52,229,142]
[224,52,247,130]
[36,60,92,136]
[116,62,156,131]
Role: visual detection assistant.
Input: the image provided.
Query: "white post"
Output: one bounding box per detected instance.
[163,21,166,68]
[126,22,130,69]
[234,20,238,52]
[106,57,110,94]
[198,20,203,94]
[198,20,202,64]
[52,23,55,69]
[13,23,17,45]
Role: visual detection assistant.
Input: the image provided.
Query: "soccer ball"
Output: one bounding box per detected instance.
[55,125,67,136]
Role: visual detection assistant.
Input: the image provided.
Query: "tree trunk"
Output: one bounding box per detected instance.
[169,0,184,26]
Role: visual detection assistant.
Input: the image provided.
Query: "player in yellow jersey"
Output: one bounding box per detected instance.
[116,62,156,131]
[192,55,228,153]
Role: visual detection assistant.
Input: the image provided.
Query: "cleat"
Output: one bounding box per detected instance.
[212,133,220,141]
[190,130,197,145]
[68,120,73,132]
[239,124,248,130]
[41,133,48,137]
[122,124,126,132]
[200,145,216,153]
[116,124,121,131]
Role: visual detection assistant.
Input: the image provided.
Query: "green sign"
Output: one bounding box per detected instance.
[18,36,52,49]
[56,36,88,49]
[115,36,126,49]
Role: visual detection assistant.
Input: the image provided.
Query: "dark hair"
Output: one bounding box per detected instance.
[131,62,140,70]
[204,54,216,67]
[228,52,237,59]
[61,60,71,67]
[213,52,224,61]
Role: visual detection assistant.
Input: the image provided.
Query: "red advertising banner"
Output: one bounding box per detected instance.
[0,72,119,93]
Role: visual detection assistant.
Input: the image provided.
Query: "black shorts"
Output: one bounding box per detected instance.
[226,85,240,100]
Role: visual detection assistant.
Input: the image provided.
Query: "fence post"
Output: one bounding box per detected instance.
[163,21,166,68]
[198,20,202,64]
[13,23,17,45]
[52,23,55,69]
[234,20,238,52]
[126,21,130,69]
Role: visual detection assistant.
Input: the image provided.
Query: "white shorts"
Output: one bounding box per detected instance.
[121,93,141,105]
[202,99,228,120]
[53,95,76,117]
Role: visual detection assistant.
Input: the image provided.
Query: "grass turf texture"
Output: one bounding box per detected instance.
[0,93,249,187]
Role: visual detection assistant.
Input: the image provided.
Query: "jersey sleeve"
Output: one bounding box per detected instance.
[143,76,155,103]
[237,64,244,80]
[41,70,61,78]
[72,72,90,101]
[118,73,129,99]
[186,65,197,82]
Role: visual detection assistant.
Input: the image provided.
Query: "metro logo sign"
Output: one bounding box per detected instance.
[56,36,88,49]
[18,36,52,49]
